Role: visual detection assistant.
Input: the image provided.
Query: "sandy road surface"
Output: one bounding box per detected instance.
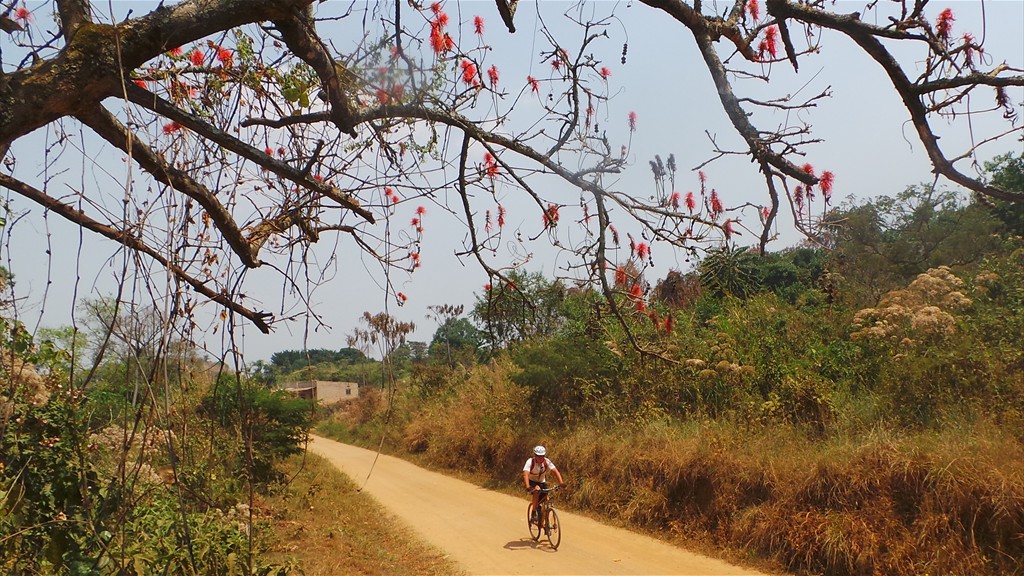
[308,435,774,576]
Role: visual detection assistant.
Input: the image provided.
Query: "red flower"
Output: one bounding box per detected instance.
[962,33,976,65]
[277,147,287,157]
[416,206,427,216]
[794,186,805,212]
[474,15,485,35]
[599,67,611,79]
[543,204,560,228]
[189,49,205,66]
[801,163,815,177]
[397,292,408,302]
[670,191,681,210]
[635,242,649,260]
[460,60,478,86]
[264,147,274,156]
[430,24,446,55]
[498,204,506,228]
[628,111,637,131]
[162,122,183,135]
[411,217,420,227]
[819,170,834,195]
[487,65,500,87]
[168,46,183,57]
[484,153,499,178]
[758,26,778,60]
[698,171,707,183]
[629,283,643,299]
[723,218,734,239]
[216,47,233,67]
[485,283,492,291]
[747,0,760,21]
[936,8,955,41]
[664,315,674,335]
[430,2,442,14]
[710,189,723,217]
[615,266,628,287]
[761,206,770,220]
[15,5,31,24]
[527,76,540,93]
[685,191,696,213]
[133,79,148,89]
[608,224,619,246]
[375,89,390,104]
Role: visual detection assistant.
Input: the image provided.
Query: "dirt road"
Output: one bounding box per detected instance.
[308,435,774,576]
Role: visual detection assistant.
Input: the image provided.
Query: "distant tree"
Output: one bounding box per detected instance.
[429,317,483,366]
[270,348,366,374]
[828,185,1005,299]
[472,270,567,350]
[982,153,1024,234]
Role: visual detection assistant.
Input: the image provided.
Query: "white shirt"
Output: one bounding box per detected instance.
[523,456,556,482]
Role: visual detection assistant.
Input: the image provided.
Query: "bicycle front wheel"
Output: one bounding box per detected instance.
[547,508,561,550]
[527,503,541,541]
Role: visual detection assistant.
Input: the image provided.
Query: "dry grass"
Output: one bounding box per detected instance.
[261,452,465,576]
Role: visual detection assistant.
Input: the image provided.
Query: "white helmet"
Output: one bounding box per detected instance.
[533,445,547,456]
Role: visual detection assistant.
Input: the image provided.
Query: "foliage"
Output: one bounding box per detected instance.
[200,377,313,482]
[828,185,1006,300]
[270,348,367,374]
[982,152,1024,234]
[472,270,570,350]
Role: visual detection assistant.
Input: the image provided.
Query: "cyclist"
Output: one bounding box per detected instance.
[522,445,564,524]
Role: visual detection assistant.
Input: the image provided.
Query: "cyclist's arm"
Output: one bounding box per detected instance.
[522,469,532,490]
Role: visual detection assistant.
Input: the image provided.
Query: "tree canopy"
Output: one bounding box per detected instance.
[1,0,1021,341]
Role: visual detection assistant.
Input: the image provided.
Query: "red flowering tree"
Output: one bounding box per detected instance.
[0,0,1021,338]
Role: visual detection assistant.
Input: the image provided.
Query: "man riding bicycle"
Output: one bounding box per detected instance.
[522,445,564,524]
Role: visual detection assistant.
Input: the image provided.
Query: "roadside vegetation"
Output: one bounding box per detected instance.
[316,156,1024,576]
[3,156,1021,574]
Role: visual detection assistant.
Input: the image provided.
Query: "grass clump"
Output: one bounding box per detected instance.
[262,453,464,576]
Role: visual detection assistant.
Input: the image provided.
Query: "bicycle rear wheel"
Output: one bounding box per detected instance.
[546,508,561,549]
[527,503,541,541]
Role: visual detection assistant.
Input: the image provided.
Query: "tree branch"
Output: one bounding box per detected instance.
[0,173,273,333]
[75,105,262,268]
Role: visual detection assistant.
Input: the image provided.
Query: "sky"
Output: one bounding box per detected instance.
[2,0,1022,363]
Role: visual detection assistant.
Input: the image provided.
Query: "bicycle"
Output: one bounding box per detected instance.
[527,484,563,549]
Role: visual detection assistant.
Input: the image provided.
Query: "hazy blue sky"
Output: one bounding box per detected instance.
[2,0,1021,363]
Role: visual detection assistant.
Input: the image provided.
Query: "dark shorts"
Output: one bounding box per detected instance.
[529,480,549,501]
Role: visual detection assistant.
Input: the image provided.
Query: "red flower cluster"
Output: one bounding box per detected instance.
[189,49,205,66]
[758,26,778,60]
[543,204,560,228]
[474,15,485,36]
[385,187,400,204]
[488,65,500,87]
[483,153,499,178]
[628,111,638,131]
[461,60,479,86]
[936,8,955,41]
[527,76,540,93]
[710,189,723,218]
[429,3,455,55]
[14,5,31,24]
[747,0,760,21]
[216,47,233,67]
